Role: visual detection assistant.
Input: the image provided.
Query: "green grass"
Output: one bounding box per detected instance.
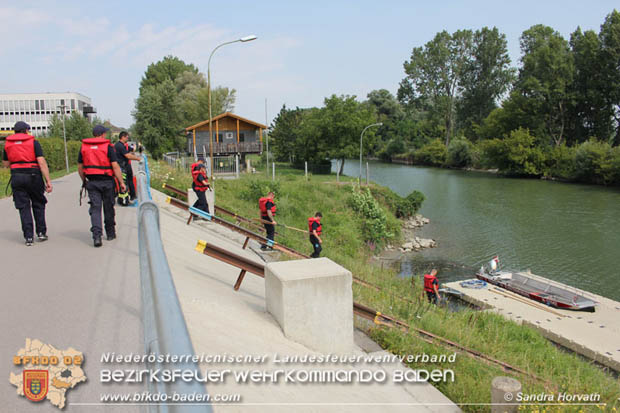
[0,166,78,199]
[150,160,620,412]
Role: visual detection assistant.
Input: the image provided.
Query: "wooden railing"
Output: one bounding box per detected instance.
[199,141,262,154]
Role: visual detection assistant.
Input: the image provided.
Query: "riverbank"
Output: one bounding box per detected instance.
[151,161,619,412]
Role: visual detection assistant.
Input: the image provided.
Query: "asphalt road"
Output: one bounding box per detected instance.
[1,172,144,413]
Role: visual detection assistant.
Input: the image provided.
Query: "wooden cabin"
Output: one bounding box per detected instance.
[185,112,266,156]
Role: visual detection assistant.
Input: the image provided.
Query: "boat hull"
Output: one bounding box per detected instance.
[476,272,597,312]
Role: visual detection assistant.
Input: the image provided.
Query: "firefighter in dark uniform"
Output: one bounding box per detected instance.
[258,191,277,250]
[191,160,211,214]
[423,269,441,304]
[308,212,323,258]
[77,125,126,247]
[2,121,53,246]
[113,131,141,204]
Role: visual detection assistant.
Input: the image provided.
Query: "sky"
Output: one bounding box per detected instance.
[1,1,617,129]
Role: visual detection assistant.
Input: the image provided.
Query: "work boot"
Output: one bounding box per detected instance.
[37,233,48,242]
[94,237,103,248]
[25,238,34,246]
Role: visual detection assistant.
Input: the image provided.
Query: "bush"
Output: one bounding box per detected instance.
[480,128,545,176]
[543,144,576,180]
[574,139,614,185]
[369,185,425,218]
[446,138,474,168]
[414,139,447,166]
[239,179,281,202]
[348,187,392,246]
[1,138,81,172]
[38,138,82,171]
[610,146,620,186]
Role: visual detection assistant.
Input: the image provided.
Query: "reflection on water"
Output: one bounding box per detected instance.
[335,160,620,301]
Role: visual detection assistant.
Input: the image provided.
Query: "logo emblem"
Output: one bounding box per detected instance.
[23,370,48,402]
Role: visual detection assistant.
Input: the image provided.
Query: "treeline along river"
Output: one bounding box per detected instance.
[334,160,620,302]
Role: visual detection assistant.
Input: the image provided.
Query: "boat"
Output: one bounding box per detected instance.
[475,257,598,312]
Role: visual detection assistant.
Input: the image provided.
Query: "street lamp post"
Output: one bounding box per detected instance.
[359,122,382,185]
[207,34,257,180]
[57,105,69,172]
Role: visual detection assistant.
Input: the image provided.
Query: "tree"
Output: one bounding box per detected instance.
[270,105,305,162]
[399,30,473,146]
[175,71,236,125]
[140,56,198,90]
[133,79,183,159]
[568,27,612,144]
[517,25,574,146]
[318,95,377,174]
[598,10,620,145]
[458,27,516,140]
[48,112,99,141]
[133,56,236,156]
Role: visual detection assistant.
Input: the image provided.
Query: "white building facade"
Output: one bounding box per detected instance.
[0,92,94,136]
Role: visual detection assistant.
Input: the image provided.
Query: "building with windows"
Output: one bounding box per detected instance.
[185,112,265,157]
[0,92,95,136]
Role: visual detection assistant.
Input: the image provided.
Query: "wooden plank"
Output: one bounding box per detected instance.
[236,119,240,143]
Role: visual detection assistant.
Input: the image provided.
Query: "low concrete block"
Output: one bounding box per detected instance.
[265,258,353,354]
[187,188,214,216]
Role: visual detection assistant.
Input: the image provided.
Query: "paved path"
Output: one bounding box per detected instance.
[1,172,143,413]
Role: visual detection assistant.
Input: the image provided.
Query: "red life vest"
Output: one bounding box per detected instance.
[308,217,322,236]
[423,273,438,293]
[191,168,209,191]
[191,162,200,171]
[4,134,39,170]
[259,197,276,216]
[81,138,113,176]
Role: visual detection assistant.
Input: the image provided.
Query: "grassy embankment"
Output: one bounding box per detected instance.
[150,160,619,413]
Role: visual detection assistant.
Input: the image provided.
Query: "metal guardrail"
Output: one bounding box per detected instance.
[136,156,212,413]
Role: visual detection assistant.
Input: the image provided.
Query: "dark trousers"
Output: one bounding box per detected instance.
[192,189,209,213]
[125,165,136,199]
[426,291,438,304]
[11,172,47,239]
[86,179,116,238]
[262,217,275,247]
[310,235,322,258]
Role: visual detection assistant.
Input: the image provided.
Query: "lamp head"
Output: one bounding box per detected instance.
[240,35,257,42]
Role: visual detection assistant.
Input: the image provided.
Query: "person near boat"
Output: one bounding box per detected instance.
[424,269,441,304]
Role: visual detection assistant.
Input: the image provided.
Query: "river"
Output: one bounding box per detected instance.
[334,160,620,301]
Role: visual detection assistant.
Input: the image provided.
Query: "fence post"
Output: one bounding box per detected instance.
[336,160,340,182]
[272,162,275,181]
[366,162,369,185]
[235,155,240,179]
[305,161,308,181]
[491,377,521,413]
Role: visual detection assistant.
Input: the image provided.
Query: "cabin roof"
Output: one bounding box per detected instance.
[185,112,267,131]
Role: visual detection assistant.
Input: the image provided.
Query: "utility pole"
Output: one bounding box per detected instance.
[57,105,69,172]
[265,98,269,176]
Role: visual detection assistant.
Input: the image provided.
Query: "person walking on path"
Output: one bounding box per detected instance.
[308,212,323,258]
[191,160,211,215]
[2,121,53,246]
[258,191,277,250]
[113,131,141,204]
[423,269,441,304]
[78,125,126,248]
